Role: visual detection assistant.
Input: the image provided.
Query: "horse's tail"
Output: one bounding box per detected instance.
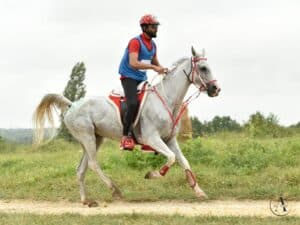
[33,94,72,145]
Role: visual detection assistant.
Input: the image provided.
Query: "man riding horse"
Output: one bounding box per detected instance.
[119,14,168,150]
[33,14,221,205]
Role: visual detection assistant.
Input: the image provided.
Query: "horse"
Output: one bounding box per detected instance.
[33,47,221,206]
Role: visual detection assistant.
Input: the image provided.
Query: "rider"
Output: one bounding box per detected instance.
[119,14,168,150]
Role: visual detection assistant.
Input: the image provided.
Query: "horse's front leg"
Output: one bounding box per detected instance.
[167,137,208,200]
[143,134,176,179]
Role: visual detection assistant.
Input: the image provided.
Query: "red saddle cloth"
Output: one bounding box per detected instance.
[108,83,147,118]
[108,82,157,154]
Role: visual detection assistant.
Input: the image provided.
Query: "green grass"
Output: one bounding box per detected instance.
[0,134,299,202]
[0,214,300,225]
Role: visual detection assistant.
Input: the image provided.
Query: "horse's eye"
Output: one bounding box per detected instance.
[199,67,207,73]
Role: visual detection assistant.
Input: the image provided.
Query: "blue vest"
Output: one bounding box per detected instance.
[119,35,156,81]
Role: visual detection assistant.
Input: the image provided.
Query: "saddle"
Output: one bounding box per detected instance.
[107,81,157,154]
[108,81,148,127]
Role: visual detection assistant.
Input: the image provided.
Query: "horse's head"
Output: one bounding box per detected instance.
[187,47,221,97]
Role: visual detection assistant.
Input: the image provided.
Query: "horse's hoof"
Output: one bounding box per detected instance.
[144,171,161,179]
[145,171,151,179]
[82,200,99,208]
[193,184,208,200]
[112,190,123,199]
[195,191,208,200]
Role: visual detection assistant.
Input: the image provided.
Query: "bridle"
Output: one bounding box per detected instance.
[183,56,217,91]
[150,56,218,141]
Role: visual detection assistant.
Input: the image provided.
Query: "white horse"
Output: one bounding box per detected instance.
[33,47,220,206]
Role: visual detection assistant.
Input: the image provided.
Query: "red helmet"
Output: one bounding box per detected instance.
[139,14,160,25]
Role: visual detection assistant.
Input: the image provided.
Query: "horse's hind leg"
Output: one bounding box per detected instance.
[70,117,122,205]
[80,134,122,201]
[77,136,105,206]
[77,151,88,203]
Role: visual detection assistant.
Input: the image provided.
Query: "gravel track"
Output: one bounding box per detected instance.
[1,200,299,217]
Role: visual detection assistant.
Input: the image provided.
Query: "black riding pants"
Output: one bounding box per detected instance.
[121,78,142,136]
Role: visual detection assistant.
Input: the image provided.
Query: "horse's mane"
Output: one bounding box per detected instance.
[152,57,189,84]
[168,57,189,74]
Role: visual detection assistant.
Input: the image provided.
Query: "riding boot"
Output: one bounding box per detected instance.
[120,78,139,151]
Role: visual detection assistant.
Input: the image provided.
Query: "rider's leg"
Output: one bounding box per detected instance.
[120,77,141,150]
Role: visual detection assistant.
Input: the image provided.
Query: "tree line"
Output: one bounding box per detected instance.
[189,112,300,138]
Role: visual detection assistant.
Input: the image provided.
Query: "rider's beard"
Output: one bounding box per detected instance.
[145,30,157,38]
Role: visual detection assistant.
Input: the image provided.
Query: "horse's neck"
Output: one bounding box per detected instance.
[157,60,191,113]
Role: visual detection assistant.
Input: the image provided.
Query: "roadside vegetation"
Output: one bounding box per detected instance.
[0,111,299,202]
[0,133,299,202]
[0,213,300,225]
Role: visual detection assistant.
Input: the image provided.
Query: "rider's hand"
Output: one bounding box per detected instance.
[153,65,169,74]
[163,68,169,74]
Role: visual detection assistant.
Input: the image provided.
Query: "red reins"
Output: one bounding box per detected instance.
[151,86,200,140]
[149,56,217,140]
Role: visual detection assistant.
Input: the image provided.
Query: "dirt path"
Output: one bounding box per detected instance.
[0,200,299,217]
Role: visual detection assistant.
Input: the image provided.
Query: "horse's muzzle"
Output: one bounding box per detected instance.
[207,84,221,97]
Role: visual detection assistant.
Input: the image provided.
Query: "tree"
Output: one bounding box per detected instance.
[57,62,86,141]
[191,115,241,137]
[208,116,241,133]
[289,121,300,128]
[191,116,205,137]
[244,111,288,138]
[63,62,86,101]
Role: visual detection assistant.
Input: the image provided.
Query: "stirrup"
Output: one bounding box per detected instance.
[120,136,135,150]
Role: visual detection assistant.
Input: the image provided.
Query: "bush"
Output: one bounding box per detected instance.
[244,112,291,138]
[0,136,17,152]
[220,138,300,174]
[221,140,270,174]
[181,137,217,165]
[124,149,165,170]
[34,138,79,152]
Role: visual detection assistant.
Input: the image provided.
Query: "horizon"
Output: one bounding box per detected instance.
[0,110,298,129]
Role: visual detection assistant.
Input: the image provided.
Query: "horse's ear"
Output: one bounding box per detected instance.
[202,48,206,57]
[191,46,197,56]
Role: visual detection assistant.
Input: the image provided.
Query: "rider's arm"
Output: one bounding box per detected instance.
[129,52,156,71]
[152,55,168,74]
[151,55,161,67]
[129,53,166,74]
[128,39,165,73]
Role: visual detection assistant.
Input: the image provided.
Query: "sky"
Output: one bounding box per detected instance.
[0,0,299,128]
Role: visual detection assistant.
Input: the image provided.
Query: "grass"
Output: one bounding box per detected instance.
[0,214,300,225]
[0,134,299,202]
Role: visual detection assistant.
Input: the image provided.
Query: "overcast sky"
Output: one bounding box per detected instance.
[0,0,299,128]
